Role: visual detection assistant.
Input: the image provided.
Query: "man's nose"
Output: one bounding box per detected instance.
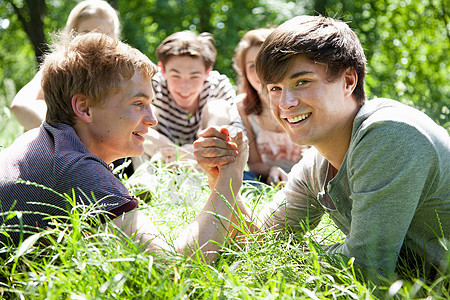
[180,79,191,92]
[279,89,299,110]
[143,104,158,127]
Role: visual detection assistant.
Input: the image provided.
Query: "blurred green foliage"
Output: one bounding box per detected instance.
[0,0,448,130]
[320,0,449,128]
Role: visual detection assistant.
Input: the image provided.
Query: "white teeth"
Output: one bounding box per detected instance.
[133,132,142,136]
[287,113,311,123]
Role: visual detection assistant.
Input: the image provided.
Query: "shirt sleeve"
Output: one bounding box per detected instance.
[227,99,247,137]
[102,198,138,223]
[209,72,236,102]
[257,149,325,232]
[325,121,439,276]
[57,156,138,216]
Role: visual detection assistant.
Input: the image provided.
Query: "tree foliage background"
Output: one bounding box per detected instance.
[0,0,448,129]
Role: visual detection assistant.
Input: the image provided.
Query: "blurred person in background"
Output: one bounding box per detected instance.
[133,30,244,168]
[234,28,309,186]
[10,0,121,131]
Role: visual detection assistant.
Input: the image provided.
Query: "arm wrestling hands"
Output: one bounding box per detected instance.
[193,126,248,189]
[113,126,249,261]
[194,126,258,239]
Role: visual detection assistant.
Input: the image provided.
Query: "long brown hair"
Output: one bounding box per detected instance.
[233,28,274,116]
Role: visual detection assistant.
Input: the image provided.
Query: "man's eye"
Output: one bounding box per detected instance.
[270,86,282,92]
[134,102,144,107]
[296,80,309,86]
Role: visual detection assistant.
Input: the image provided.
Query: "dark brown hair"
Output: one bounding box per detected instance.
[156,31,216,70]
[233,28,274,115]
[41,32,157,126]
[256,15,367,104]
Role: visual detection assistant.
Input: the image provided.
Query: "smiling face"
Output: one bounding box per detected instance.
[161,56,211,113]
[245,46,262,93]
[266,54,359,153]
[86,70,157,164]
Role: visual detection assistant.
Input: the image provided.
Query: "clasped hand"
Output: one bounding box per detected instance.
[193,126,248,188]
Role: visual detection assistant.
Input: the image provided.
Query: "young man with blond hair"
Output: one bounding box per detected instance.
[0,32,247,261]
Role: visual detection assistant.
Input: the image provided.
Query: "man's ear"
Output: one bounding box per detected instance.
[344,68,358,98]
[158,61,165,76]
[205,66,212,76]
[72,94,92,123]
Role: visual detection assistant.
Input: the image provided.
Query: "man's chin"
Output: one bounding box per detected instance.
[125,147,144,158]
[174,97,197,109]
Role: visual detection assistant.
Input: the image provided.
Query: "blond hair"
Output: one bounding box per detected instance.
[41,32,157,126]
[64,0,120,38]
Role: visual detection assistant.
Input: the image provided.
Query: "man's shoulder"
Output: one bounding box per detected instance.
[37,122,110,177]
[204,70,235,100]
[354,98,448,141]
[0,123,105,187]
[0,124,56,166]
[0,127,40,155]
[350,98,449,170]
[357,98,431,125]
[206,70,232,86]
[287,147,329,187]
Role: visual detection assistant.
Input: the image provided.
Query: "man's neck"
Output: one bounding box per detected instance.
[72,122,115,164]
[315,103,361,172]
[185,102,199,115]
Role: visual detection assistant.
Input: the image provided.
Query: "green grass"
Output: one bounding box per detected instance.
[1,86,449,299]
[1,163,449,299]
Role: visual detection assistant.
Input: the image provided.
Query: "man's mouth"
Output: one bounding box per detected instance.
[286,113,312,124]
[132,131,144,137]
[178,92,191,98]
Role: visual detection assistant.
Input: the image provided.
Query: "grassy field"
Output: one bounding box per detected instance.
[0,88,449,299]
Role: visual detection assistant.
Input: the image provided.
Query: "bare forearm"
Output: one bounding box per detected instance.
[227,193,259,239]
[248,162,271,179]
[111,209,170,252]
[174,170,242,261]
[10,99,47,131]
[10,71,46,131]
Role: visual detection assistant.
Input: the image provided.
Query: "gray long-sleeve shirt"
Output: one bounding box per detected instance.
[259,98,450,276]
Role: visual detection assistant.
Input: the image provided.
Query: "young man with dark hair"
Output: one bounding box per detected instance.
[0,32,248,261]
[193,15,450,280]
[134,30,243,165]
